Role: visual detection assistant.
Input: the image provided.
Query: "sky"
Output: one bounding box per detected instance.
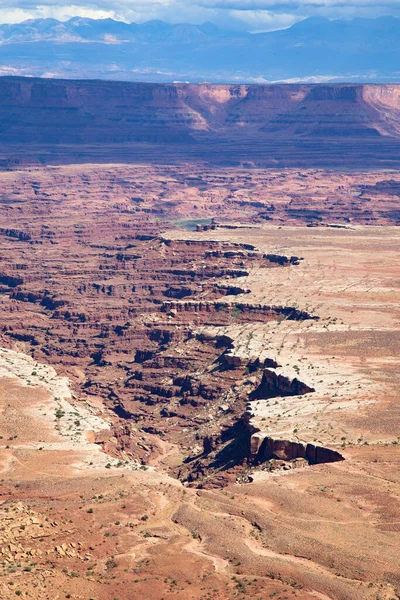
[0,0,400,32]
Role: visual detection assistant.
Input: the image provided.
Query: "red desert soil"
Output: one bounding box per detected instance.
[0,163,399,599]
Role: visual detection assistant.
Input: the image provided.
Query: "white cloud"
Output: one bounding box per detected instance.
[0,0,399,31]
[0,6,116,23]
[200,0,400,7]
[229,9,299,30]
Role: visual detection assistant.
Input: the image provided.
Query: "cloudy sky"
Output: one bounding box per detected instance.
[1,0,399,31]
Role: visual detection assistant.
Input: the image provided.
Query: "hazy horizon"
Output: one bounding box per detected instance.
[2,0,400,34]
[0,14,399,84]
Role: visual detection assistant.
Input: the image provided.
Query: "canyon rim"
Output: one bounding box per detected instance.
[0,33,399,600]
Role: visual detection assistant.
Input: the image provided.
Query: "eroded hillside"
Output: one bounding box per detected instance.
[2,79,400,168]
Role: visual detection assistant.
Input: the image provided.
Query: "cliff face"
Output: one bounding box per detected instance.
[2,77,400,167]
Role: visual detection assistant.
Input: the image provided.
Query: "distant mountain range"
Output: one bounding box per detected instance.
[0,16,400,83]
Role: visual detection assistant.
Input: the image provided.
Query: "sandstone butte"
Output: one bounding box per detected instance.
[0,77,399,600]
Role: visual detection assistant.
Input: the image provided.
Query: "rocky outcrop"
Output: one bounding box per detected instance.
[250,432,344,465]
[243,366,343,469]
[0,228,31,241]
[250,369,315,400]
[0,273,24,287]
[264,254,303,266]
[162,301,318,324]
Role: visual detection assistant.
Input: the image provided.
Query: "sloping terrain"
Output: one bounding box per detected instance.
[0,163,399,598]
[2,78,400,169]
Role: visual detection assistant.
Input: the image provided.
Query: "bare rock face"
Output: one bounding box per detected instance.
[250,369,315,400]
[2,78,400,168]
[250,433,344,465]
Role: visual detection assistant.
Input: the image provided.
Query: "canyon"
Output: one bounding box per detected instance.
[0,160,399,599]
[0,79,399,599]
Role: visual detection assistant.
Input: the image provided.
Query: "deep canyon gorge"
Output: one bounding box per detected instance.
[0,79,399,600]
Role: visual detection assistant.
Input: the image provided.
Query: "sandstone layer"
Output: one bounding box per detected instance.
[2,79,400,169]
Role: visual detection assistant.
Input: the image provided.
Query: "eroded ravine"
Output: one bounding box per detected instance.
[1,165,400,599]
[0,210,346,487]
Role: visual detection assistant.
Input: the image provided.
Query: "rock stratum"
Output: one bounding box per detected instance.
[3,78,400,168]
